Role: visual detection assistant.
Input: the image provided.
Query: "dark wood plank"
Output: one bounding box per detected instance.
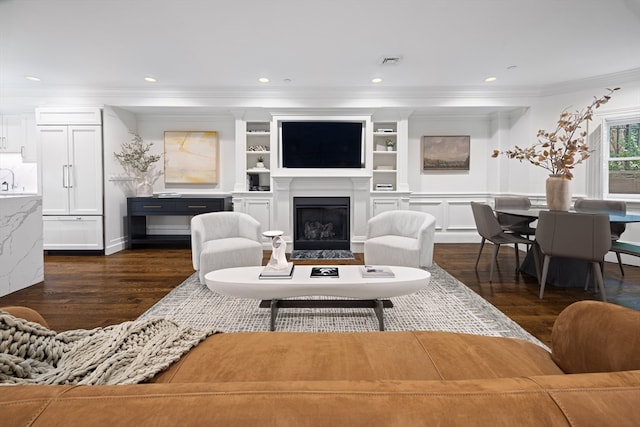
[1,245,639,348]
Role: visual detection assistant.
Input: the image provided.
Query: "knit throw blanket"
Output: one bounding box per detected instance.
[0,310,215,385]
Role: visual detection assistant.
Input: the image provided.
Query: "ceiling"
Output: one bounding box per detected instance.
[1,0,640,103]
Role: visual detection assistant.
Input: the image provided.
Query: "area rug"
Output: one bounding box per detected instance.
[139,264,547,349]
[290,250,355,260]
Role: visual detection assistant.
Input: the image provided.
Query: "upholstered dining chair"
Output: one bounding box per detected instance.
[470,202,532,282]
[364,210,436,268]
[494,196,536,240]
[535,211,611,301]
[574,198,627,276]
[191,212,263,284]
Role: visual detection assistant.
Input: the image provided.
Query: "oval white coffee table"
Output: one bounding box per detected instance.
[204,265,430,331]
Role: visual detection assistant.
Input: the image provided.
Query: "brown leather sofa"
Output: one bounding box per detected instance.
[2,301,640,426]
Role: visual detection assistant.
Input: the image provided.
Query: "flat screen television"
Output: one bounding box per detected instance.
[281,121,364,168]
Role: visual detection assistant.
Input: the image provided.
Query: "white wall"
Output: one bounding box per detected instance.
[135,115,236,195]
[408,115,493,195]
[105,113,236,242]
[103,106,138,254]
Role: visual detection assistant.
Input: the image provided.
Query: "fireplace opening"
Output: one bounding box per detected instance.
[293,197,350,250]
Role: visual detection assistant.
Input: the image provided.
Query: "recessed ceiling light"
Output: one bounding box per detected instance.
[484,76,497,83]
[371,78,383,83]
[258,77,270,83]
[144,76,157,83]
[25,75,41,81]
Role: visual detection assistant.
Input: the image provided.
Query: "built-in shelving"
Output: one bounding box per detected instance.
[372,122,398,191]
[246,122,271,191]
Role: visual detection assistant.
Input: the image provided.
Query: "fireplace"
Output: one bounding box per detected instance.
[293,197,350,250]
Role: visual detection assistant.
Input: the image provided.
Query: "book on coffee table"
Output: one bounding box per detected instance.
[310,267,339,278]
[259,262,295,279]
[360,265,395,278]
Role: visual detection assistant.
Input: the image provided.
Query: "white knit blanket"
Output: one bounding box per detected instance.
[0,310,215,385]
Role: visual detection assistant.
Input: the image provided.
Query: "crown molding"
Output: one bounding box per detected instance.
[2,68,638,112]
[538,68,640,96]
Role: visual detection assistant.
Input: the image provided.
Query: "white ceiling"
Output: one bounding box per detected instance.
[1,0,640,99]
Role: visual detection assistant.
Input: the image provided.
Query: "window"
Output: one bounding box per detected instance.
[608,120,640,194]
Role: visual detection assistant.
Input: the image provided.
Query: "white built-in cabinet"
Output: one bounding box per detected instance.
[245,121,272,191]
[372,121,398,191]
[37,107,104,250]
[230,119,273,241]
[0,114,22,153]
[0,114,37,162]
[232,114,410,246]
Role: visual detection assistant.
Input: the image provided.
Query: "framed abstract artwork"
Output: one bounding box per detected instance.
[421,135,470,172]
[164,131,219,184]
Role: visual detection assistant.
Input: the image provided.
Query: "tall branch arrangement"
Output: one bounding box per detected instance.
[114,131,161,175]
[492,87,619,180]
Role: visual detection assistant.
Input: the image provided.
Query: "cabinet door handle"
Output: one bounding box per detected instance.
[142,205,162,208]
[62,165,68,188]
[187,205,207,209]
[67,165,73,188]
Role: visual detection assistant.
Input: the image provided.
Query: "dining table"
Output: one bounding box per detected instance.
[493,206,640,288]
[494,207,640,224]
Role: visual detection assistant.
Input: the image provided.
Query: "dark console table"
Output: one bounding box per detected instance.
[127,196,232,248]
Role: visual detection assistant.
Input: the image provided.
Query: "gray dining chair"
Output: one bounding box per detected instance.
[535,211,611,301]
[470,202,532,282]
[574,198,627,276]
[494,196,536,240]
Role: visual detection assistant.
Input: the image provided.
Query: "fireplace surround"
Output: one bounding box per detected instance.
[293,197,350,250]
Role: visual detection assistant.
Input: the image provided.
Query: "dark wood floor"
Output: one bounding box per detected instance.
[2,243,640,347]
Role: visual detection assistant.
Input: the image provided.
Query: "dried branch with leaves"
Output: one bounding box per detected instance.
[114,131,161,175]
[492,87,619,179]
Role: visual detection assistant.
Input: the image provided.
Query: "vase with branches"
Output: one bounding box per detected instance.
[114,131,162,196]
[492,87,619,180]
[491,88,619,210]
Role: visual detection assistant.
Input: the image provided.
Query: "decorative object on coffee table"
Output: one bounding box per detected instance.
[310,267,339,278]
[263,230,288,270]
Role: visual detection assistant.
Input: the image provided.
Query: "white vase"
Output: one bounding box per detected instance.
[136,176,154,197]
[545,174,571,211]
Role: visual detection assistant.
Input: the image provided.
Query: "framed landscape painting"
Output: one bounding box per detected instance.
[164,131,219,184]
[421,135,470,172]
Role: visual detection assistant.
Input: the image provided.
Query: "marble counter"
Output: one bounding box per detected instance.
[0,195,43,297]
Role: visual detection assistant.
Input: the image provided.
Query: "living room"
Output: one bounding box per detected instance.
[2,1,640,423]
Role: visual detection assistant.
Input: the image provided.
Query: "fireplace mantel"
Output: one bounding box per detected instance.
[271,175,371,251]
[271,169,372,179]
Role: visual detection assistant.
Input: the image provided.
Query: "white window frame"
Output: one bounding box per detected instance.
[604,111,640,200]
[587,107,640,200]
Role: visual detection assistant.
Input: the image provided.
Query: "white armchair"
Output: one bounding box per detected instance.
[364,210,436,268]
[191,212,263,284]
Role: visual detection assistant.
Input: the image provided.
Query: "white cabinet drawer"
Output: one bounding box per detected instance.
[43,216,104,250]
